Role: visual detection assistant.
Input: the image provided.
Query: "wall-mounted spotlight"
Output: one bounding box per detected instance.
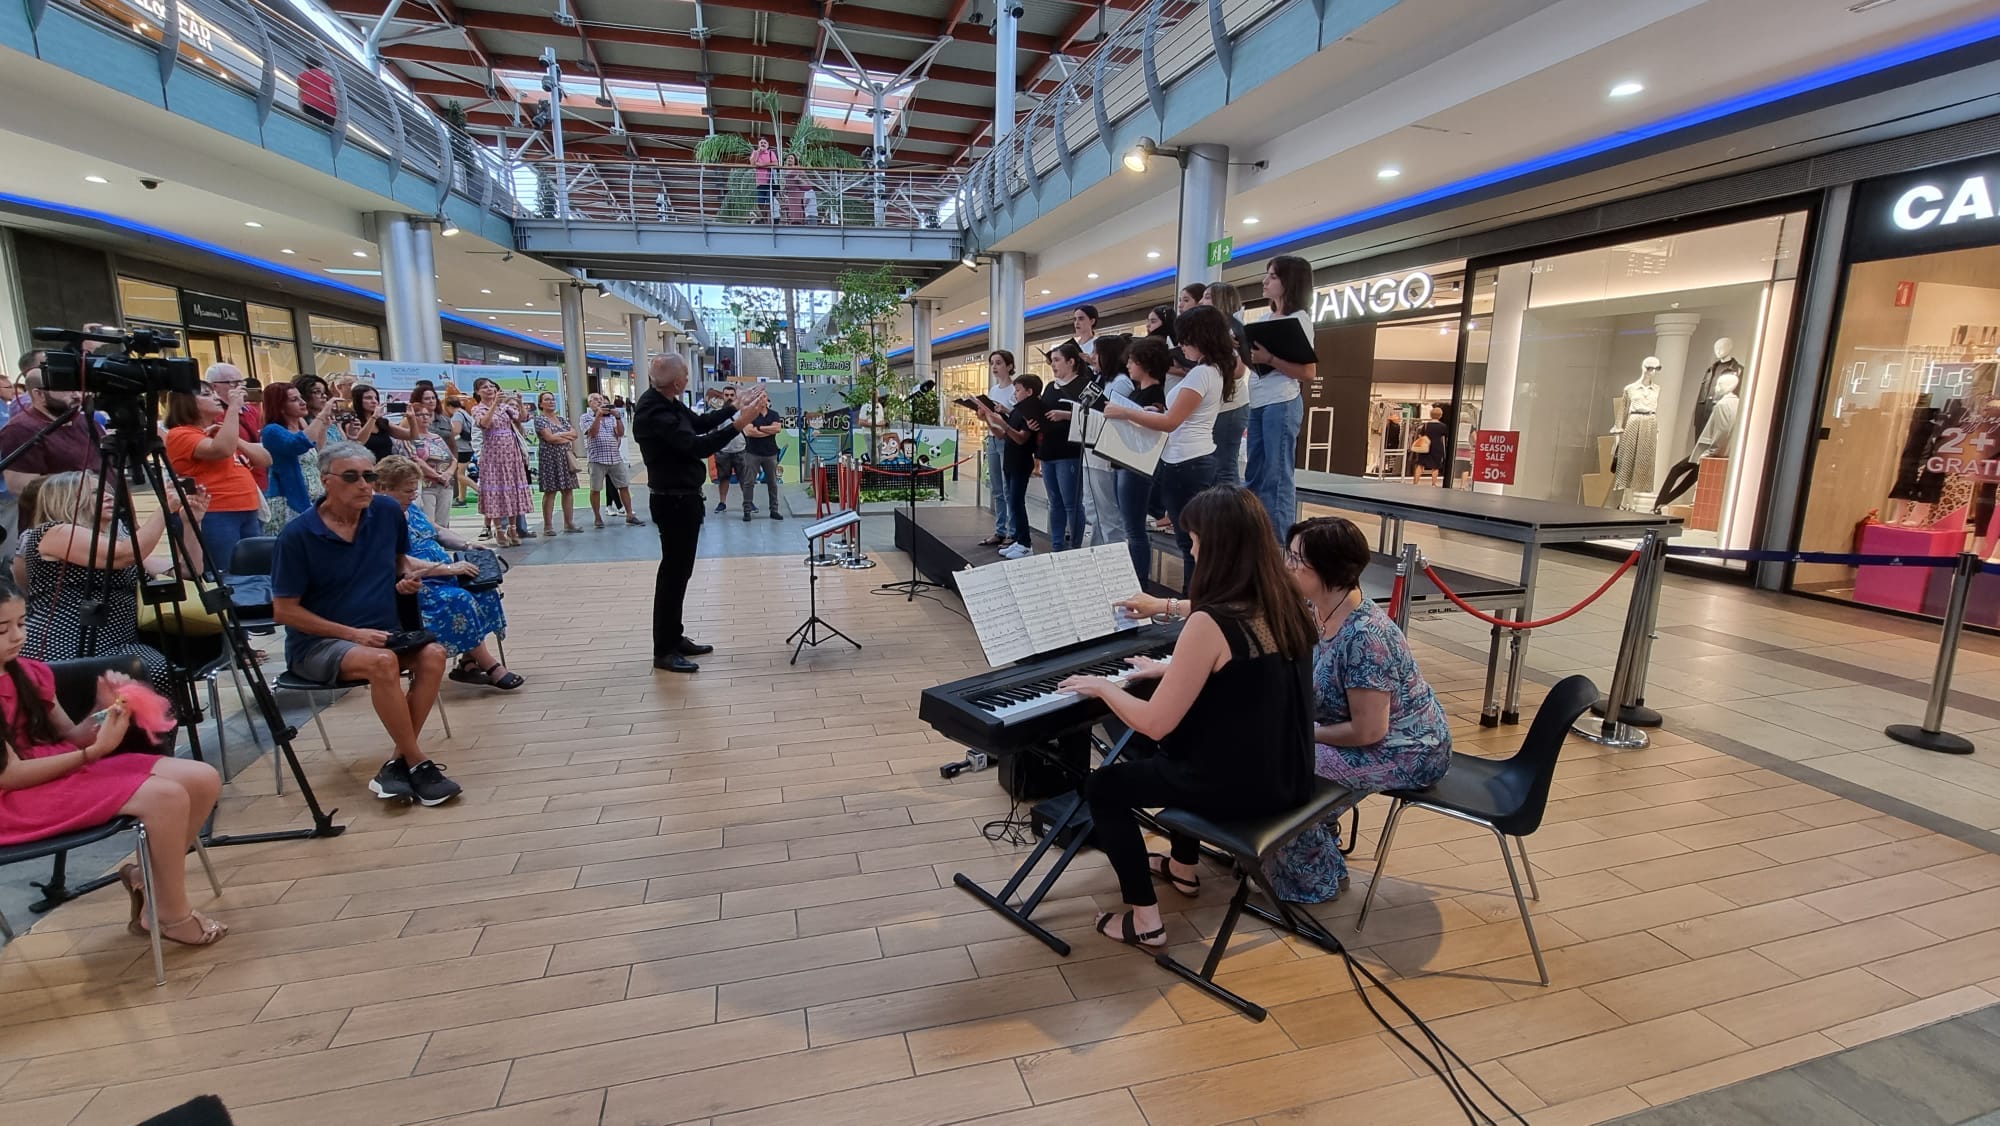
[1124,138,1182,173]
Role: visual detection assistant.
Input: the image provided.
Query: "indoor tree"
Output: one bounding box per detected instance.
[824,265,910,442]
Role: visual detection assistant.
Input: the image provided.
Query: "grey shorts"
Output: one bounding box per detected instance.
[290,635,359,686]
[590,460,630,490]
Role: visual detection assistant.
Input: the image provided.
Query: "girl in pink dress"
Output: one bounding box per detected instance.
[0,581,228,946]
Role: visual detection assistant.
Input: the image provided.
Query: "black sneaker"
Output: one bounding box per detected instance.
[714,501,726,514]
[369,759,413,801]
[770,511,785,520]
[408,760,462,806]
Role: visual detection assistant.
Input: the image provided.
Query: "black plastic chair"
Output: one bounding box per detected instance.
[1149,778,1362,1021]
[1355,674,1599,986]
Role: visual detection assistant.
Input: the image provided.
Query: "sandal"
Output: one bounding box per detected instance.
[448,659,491,686]
[564,525,584,534]
[1094,910,1167,948]
[978,534,1006,547]
[118,863,146,937]
[1148,854,1201,897]
[480,664,525,691]
[154,912,227,947]
[594,517,606,529]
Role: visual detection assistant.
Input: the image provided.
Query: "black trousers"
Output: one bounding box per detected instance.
[1655,459,1701,510]
[1087,758,1210,907]
[651,491,705,658]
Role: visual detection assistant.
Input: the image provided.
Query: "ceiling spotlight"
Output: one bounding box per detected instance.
[1377,167,1401,180]
[352,250,369,258]
[961,251,980,269]
[83,175,108,184]
[1123,137,1187,173]
[1609,81,1645,98]
[441,222,461,237]
[1145,251,1161,259]
[1086,272,1099,279]
[524,301,535,307]
[480,288,492,294]
[245,221,263,228]
[1039,288,1052,295]
[1243,216,1260,226]
[280,248,295,255]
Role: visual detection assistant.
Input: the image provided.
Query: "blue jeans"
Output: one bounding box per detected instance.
[1116,469,1154,581]
[1247,396,1305,542]
[200,508,265,579]
[986,436,1012,537]
[1157,453,1219,584]
[1212,406,1248,489]
[1041,458,1084,550]
[1086,463,1122,547]
[1005,460,1034,550]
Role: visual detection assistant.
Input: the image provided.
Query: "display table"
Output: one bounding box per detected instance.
[1293,472,1682,724]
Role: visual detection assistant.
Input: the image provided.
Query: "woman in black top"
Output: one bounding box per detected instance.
[1112,337,1171,581]
[1038,343,1093,551]
[976,374,1045,558]
[1062,486,1317,947]
[1412,405,1449,484]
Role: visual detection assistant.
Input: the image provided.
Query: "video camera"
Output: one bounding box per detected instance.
[32,325,201,399]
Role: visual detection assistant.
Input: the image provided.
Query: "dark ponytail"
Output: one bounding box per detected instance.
[0,581,57,771]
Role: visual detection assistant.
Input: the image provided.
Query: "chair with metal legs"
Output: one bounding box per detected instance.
[272,670,453,753]
[1356,674,1598,986]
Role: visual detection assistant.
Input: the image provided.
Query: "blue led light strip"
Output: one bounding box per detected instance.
[890,11,2000,358]
[0,192,628,367]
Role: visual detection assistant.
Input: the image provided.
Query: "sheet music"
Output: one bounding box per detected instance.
[1084,407,1166,475]
[953,563,1036,667]
[954,545,1152,665]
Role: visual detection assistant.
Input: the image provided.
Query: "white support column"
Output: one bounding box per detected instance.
[628,314,649,377]
[374,213,443,362]
[990,251,1026,361]
[912,299,936,420]
[994,4,1018,146]
[560,283,588,415]
[1176,144,1228,297]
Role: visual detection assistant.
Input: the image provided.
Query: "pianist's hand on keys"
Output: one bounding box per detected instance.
[1058,655,1172,698]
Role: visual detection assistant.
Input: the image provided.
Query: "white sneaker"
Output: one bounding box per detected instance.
[999,542,1032,559]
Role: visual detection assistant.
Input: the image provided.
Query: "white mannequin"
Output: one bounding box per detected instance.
[1713,338,1735,365]
[1692,372,1740,461]
[1612,357,1663,506]
[1622,357,1663,416]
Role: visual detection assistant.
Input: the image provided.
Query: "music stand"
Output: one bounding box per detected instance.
[789,510,864,664]
[876,438,944,600]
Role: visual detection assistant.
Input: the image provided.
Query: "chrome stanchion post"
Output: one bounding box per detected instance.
[1576,531,1655,749]
[1592,533,1667,728]
[1391,542,1418,631]
[1886,551,1977,755]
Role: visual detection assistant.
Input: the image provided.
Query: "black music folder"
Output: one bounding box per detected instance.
[1041,338,1080,362]
[1245,316,1317,375]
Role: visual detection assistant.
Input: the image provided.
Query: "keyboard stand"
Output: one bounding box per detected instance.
[952,727,1134,956]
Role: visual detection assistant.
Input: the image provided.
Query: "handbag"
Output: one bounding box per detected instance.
[455,547,508,591]
[1410,433,1432,454]
[136,579,225,636]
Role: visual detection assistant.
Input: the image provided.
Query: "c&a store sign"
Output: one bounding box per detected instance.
[1853,154,2000,262]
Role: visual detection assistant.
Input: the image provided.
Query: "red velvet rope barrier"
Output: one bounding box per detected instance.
[1389,572,1405,611]
[1422,549,1642,630]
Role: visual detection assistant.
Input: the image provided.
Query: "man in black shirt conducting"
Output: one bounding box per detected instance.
[634,354,767,673]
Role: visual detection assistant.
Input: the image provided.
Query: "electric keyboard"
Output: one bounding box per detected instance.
[918,621,1181,754]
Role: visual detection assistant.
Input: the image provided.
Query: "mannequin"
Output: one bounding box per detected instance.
[1654,372,1740,511]
[1689,338,1745,448]
[1886,398,1969,526]
[1611,357,1663,505]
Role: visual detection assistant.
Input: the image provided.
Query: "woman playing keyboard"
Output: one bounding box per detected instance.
[1059,486,1316,948]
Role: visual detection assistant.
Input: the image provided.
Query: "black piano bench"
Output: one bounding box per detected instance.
[1150,778,1360,1022]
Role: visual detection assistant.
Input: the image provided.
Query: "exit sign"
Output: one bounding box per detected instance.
[1206,237,1233,267]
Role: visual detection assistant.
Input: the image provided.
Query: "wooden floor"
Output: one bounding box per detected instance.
[6,555,2000,1126]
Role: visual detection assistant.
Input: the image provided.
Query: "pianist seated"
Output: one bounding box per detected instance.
[1268,515,1452,901]
[373,456,522,691]
[1062,486,1317,947]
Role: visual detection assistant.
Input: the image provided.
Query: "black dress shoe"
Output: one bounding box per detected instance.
[676,638,715,656]
[653,654,700,673]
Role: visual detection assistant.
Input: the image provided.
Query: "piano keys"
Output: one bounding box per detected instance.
[918,621,1181,755]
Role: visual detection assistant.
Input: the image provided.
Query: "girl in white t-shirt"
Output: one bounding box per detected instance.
[1105,305,1237,581]
[1202,284,1253,489]
[1246,256,1318,543]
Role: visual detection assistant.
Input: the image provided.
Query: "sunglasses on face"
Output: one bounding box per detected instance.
[329,470,379,484]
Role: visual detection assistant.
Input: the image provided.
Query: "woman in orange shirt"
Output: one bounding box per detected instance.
[165,382,271,579]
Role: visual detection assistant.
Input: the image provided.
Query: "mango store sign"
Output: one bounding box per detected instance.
[1313,271,1435,323]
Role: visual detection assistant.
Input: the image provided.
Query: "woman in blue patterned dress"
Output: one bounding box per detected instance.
[1270,515,1451,901]
[375,456,524,691]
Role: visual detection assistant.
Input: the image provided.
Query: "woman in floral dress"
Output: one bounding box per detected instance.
[1270,516,1452,902]
[529,391,582,536]
[375,456,523,690]
[471,377,531,546]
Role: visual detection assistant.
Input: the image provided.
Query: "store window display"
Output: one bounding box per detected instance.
[1458,211,1804,556]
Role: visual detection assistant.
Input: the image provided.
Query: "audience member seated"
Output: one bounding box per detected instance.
[271,442,462,807]
[1269,515,1452,900]
[10,474,47,591]
[0,579,229,946]
[164,384,271,577]
[373,456,522,691]
[1064,487,1317,947]
[20,471,208,711]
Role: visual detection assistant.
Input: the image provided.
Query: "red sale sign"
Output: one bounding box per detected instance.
[1472,429,1520,485]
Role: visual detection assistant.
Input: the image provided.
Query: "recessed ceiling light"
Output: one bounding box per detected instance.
[979,310,988,315]
[1087,272,1100,279]
[1609,81,1644,98]
[480,288,491,294]
[1243,217,1260,226]
[956,319,965,324]
[244,221,262,228]
[83,175,108,184]
[351,250,368,258]
[1377,167,1401,180]
[1039,288,1051,295]
[280,248,295,255]
[488,316,496,321]
[524,301,534,307]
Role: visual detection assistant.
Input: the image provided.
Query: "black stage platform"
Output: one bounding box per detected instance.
[893,505,1038,589]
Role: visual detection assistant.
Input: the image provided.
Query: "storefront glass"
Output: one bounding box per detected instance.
[309,314,382,377]
[1459,212,1806,554]
[1797,154,2000,615]
[1296,264,1465,478]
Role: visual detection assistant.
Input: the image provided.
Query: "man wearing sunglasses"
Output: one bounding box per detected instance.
[271,441,463,806]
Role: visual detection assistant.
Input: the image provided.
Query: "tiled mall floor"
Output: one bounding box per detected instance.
[6,492,2000,1123]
